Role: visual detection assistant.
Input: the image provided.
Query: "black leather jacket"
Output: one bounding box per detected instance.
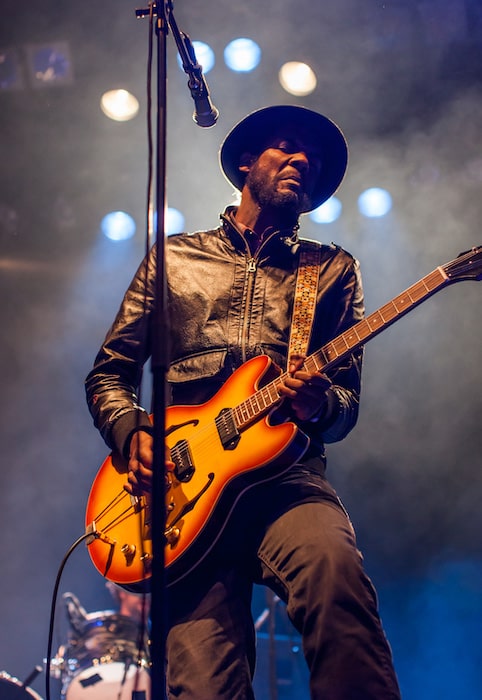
[85,209,364,462]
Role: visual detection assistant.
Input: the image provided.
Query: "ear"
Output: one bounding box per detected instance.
[238,151,256,175]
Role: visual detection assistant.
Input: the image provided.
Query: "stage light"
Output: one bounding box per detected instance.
[224,38,261,72]
[309,197,342,224]
[279,61,317,96]
[101,89,140,122]
[358,188,393,217]
[101,211,136,241]
[178,41,215,74]
[25,41,73,88]
[0,48,23,91]
[166,207,185,235]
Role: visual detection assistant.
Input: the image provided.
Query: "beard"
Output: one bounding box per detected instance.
[245,165,311,216]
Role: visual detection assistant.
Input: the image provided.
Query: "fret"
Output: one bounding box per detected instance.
[427,268,446,289]
[366,311,385,332]
[336,334,350,351]
[405,282,427,301]
[352,319,372,340]
[323,344,337,361]
[377,306,395,324]
[304,356,319,374]
[252,392,264,413]
[343,327,363,346]
[239,403,250,422]
[246,399,256,419]
[314,347,328,368]
[392,295,411,314]
[419,277,432,294]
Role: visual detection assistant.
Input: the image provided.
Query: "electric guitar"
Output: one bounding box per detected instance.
[85,247,482,590]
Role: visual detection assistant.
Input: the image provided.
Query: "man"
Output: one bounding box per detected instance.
[85,105,401,698]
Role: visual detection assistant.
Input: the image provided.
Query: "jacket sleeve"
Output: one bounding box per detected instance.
[85,249,157,457]
[300,252,364,446]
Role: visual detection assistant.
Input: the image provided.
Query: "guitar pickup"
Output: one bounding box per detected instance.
[216,407,240,450]
[171,439,195,482]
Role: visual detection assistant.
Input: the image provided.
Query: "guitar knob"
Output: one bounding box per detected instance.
[165,527,180,546]
[140,553,152,573]
[121,543,136,564]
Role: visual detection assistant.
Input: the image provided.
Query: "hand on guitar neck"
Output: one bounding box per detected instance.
[278,353,334,423]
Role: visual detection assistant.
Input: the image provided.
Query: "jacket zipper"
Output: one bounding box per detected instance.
[235,227,284,363]
[239,256,257,362]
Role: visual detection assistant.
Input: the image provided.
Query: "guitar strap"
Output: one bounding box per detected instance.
[287,241,322,368]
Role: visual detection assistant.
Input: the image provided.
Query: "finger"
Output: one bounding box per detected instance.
[288,354,306,375]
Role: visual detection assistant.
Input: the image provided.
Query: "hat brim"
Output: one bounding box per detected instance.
[219,105,348,212]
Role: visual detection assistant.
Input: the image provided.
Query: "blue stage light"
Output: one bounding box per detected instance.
[358,188,392,217]
[224,38,261,72]
[309,197,342,224]
[101,211,136,241]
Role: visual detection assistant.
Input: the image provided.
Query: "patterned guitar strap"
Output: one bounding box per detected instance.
[287,240,322,368]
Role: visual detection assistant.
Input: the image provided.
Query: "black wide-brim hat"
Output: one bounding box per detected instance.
[219,105,348,212]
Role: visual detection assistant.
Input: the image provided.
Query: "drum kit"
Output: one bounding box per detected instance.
[2,592,151,700]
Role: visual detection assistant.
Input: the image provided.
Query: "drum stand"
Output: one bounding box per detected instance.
[255,591,281,700]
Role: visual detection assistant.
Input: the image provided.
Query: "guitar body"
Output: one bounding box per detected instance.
[86,355,309,589]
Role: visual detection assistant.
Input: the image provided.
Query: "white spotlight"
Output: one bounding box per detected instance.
[101,211,136,241]
[101,89,139,122]
[309,197,342,224]
[224,38,261,72]
[358,188,393,218]
[279,62,317,96]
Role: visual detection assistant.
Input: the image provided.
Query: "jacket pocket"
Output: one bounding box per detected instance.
[167,348,229,384]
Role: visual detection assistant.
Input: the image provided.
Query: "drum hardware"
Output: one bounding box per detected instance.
[0,669,44,700]
[53,607,151,700]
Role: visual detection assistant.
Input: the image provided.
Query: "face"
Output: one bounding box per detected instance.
[242,129,322,215]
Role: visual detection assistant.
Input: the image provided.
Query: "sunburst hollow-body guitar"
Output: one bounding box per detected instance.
[85,247,482,590]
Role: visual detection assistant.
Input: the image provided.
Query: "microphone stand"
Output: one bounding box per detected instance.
[134,3,218,699]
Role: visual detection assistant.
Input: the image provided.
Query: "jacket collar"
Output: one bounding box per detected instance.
[220,206,300,255]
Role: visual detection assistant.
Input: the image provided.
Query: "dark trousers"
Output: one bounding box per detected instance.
[165,500,401,699]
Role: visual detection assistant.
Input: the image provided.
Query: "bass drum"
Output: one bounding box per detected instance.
[0,671,43,700]
[62,612,150,700]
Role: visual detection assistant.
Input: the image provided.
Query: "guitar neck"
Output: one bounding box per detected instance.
[234,265,452,430]
[308,264,451,374]
[232,244,482,430]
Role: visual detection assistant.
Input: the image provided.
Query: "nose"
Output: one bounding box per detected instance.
[288,150,310,174]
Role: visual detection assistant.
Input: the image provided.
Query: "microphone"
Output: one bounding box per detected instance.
[190,73,219,128]
[180,30,219,128]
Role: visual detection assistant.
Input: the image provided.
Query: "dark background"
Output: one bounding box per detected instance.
[0,1,481,698]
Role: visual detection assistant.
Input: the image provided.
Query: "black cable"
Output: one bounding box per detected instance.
[44,531,95,700]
